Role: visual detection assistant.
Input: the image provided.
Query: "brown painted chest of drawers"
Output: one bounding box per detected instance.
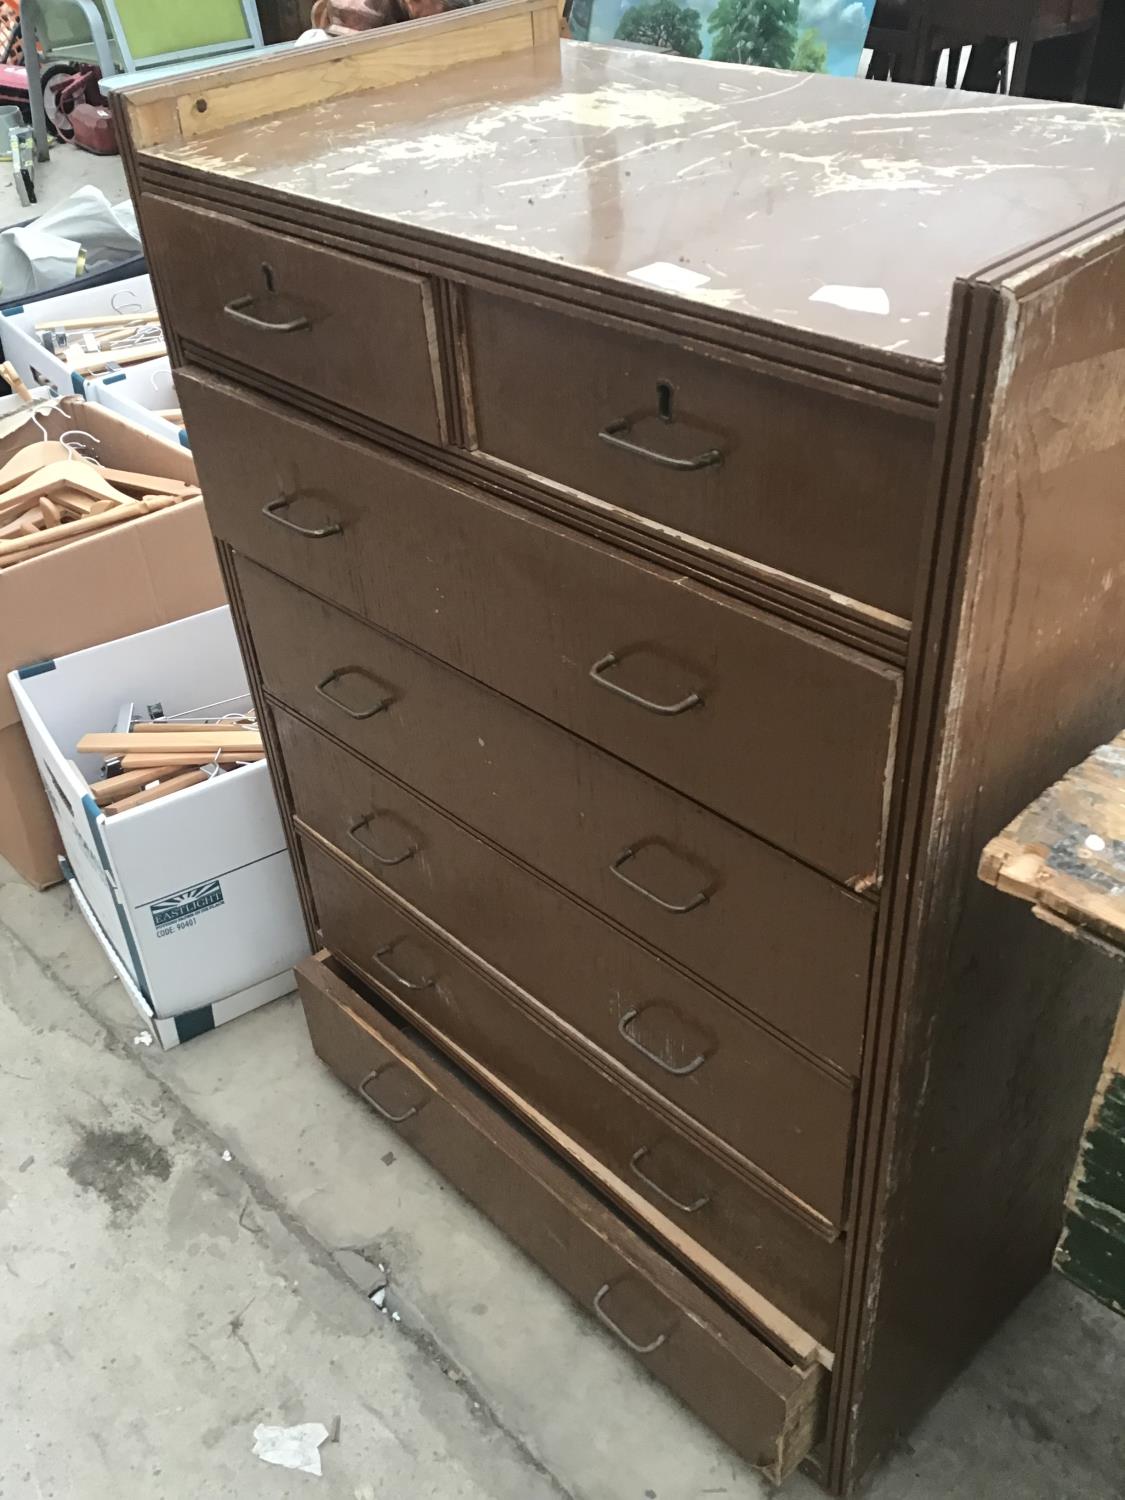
[115,8,1125,1491]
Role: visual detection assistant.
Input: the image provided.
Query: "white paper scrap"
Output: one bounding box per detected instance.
[252,1422,330,1477]
[627,261,711,293]
[809,284,891,316]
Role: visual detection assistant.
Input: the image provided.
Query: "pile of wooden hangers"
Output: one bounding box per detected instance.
[79,713,265,816]
[37,309,166,379]
[0,435,200,569]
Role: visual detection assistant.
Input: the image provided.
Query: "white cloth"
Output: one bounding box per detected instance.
[0,186,141,300]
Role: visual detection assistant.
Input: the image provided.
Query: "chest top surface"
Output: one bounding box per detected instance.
[147,40,1125,365]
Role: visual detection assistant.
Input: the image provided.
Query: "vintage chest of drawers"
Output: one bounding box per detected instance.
[114,6,1125,1489]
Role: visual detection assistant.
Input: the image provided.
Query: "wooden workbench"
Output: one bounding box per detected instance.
[980,730,1125,959]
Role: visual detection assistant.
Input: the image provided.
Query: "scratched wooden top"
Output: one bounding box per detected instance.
[147,40,1125,365]
[980,731,1125,957]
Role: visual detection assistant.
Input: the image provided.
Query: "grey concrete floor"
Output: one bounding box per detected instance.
[0,137,127,231]
[2,855,1124,1500]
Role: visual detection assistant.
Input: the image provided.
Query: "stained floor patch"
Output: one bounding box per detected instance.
[65,1125,172,1220]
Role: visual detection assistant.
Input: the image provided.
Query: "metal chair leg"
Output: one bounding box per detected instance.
[67,0,119,76]
[21,1,51,163]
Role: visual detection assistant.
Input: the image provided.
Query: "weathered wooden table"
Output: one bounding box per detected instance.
[981,733,1125,1315]
[980,730,1125,959]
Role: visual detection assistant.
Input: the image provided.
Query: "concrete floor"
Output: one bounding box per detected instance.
[2,856,1124,1500]
[0,138,127,232]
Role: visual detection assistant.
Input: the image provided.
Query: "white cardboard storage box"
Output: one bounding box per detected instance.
[88,355,189,452]
[9,606,309,1046]
[0,273,156,398]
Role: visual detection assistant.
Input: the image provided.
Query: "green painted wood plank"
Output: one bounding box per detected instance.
[1057,1210,1125,1316]
[1058,1070,1125,1314]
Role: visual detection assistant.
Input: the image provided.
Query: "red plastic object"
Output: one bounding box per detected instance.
[44,64,117,155]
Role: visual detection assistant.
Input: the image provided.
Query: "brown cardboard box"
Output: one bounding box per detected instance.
[0,399,226,888]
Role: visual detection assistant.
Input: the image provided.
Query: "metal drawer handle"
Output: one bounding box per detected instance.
[598,417,721,473]
[630,1146,710,1214]
[315,667,392,721]
[611,846,709,914]
[348,814,417,868]
[371,940,434,992]
[262,495,343,540]
[224,294,310,334]
[593,1281,669,1355]
[618,1008,709,1077]
[358,1064,424,1123]
[589,654,702,717]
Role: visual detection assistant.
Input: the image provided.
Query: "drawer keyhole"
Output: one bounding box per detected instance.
[656,379,675,422]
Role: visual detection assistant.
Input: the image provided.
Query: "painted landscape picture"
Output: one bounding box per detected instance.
[569,0,877,78]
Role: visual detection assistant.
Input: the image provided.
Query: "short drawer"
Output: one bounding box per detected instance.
[298,953,828,1481]
[301,844,844,1343]
[181,371,900,887]
[280,708,856,1223]
[464,290,933,619]
[141,197,444,442]
[239,558,873,1075]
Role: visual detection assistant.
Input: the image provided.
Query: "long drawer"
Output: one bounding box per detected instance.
[238,558,873,1075]
[301,839,844,1342]
[464,289,933,620]
[180,370,900,887]
[142,197,445,442]
[279,707,855,1222]
[297,952,828,1481]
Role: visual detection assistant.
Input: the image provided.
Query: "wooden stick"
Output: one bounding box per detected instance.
[131,719,254,732]
[104,769,208,814]
[79,729,263,755]
[52,489,115,518]
[89,765,183,805]
[0,495,178,559]
[119,752,265,770]
[0,532,78,567]
[96,468,198,498]
[36,312,154,332]
[68,341,167,376]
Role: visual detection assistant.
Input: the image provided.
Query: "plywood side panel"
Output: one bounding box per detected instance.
[119,0,558,150]
[836,227,1125,1488]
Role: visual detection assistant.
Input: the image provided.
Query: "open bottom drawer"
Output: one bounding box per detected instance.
[297,952,828,1483]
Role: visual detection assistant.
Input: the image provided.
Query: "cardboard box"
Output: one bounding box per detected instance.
[0,273,156,397]
[10,607,309,1042]
[87,355,189,452]
[0,397,226,888]
[64,866,297,1047]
